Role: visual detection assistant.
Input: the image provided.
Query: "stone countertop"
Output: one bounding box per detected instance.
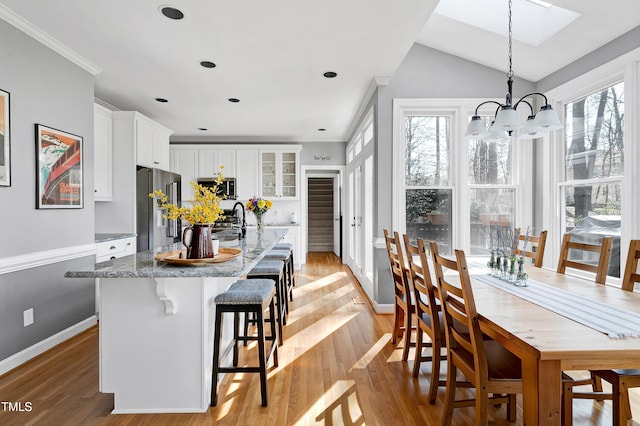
[95,233,137,243]
[68,229,286,279]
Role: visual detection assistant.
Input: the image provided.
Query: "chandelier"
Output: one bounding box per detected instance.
[463,0,562,140]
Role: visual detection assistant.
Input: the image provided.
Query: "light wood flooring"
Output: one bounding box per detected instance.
[1,252,639,425]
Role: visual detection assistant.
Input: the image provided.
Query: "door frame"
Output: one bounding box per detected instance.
[301,165,346,262]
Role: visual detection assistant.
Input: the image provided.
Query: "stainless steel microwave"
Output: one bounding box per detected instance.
[197,177,236,199]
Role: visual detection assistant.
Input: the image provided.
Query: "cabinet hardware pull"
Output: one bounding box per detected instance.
[110,246,116,250]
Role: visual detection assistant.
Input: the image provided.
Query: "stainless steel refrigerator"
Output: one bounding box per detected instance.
[136,167,182,252]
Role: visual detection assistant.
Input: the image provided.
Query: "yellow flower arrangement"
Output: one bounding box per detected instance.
[150,171,225,225]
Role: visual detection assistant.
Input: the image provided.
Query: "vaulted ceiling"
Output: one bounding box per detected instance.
[0,1,638,142]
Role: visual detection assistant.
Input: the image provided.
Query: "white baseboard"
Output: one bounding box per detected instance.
[111,407,208,414]
[372,302,394,314]
[0,316,97,376]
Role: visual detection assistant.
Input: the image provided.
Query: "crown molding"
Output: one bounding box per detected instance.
[0,4,102,75]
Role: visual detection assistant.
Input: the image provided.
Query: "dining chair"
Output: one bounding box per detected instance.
[430,241,522,425]
[402,234,446,404]
[514,229,548,267]
[567,239,640,426]
[383,229,415,362]
[556,233,613,284]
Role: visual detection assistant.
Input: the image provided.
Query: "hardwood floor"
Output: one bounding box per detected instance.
[1,252,639,425]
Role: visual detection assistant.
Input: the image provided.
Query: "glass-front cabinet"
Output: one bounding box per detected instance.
[260,149,299,199]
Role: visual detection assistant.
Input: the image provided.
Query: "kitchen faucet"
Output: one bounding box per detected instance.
[232,201,247,239]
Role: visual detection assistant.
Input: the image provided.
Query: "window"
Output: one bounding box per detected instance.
[468,118,516,255]
[560,82,624,277]
[404,115,452,253]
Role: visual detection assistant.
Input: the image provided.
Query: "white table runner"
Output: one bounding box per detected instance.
[473,274,640,339]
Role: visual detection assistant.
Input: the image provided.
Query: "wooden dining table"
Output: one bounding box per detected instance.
[469,266,640,425]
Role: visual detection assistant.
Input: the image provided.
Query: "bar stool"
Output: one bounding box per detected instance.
[247,260,286,344]
[263,249,294,307]
[211,278,278,407]
[273,242,295,289]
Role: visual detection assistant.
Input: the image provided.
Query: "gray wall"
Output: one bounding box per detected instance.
[0,20,96,361]
[537,25,640,93]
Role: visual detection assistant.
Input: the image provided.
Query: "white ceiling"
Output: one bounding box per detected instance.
[0,1,638,142]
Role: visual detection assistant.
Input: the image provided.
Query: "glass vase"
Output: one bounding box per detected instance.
[256,215,264,232]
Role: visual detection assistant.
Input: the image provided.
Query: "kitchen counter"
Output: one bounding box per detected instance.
[64,228,287,414]
[95,232,137,243]
[68,229,286,279]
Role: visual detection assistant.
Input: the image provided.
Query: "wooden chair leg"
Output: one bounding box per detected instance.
[506,394,516,422]
[611,377,625,426]
[401,308,413,362]
[392,304,404,345]
[475,386,489,426]
[591,372,603,392]
[562,379,573,426]
[428,344,442,404]
[442,359,457,426]
[412,327,423,377]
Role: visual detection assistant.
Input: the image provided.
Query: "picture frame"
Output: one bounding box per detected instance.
[35,124,84,209]
[0,88,10,187]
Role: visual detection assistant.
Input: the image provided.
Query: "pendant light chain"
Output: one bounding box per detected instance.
[507,0,513,79]
[462,0,562,139]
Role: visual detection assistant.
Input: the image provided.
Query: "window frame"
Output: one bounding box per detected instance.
[543,47,640,282]
[393,98,533,255]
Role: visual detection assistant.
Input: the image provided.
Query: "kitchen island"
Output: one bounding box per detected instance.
[65,229,286,414]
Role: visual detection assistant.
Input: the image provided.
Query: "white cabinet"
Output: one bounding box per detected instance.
[198,149,236,178]
[235,149,258,200]
[259,150,300,199]
[113,111,172,171]
[94,104,113,201]
[171,148,198,203]
[96,237,136,263]
[270,226,301,268]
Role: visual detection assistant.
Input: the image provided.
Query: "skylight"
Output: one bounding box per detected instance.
[434,0,580,47]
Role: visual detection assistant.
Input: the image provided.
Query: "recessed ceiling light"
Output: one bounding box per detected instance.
[155,97,168,103]
[198,128,208,131]
[228,98,240,103]
[323,71,337,78]
[160,6,184,20]
[200,61,216,69]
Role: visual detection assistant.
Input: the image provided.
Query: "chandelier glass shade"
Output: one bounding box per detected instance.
[463,0,562,140]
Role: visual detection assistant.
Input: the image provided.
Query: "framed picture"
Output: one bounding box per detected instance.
[0,88,10,187]
[35,124,83,209]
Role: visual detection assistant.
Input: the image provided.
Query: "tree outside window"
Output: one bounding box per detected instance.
[562,82,624,277]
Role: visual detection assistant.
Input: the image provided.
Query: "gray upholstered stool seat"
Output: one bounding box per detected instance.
[247,260,286,342]
[274,243,296,289]
[264,249,295,304]
[274,242,293,251]
[248,260,284,275]
[216,278,275,304]
[211,278,278,408]
[263,249,290,261]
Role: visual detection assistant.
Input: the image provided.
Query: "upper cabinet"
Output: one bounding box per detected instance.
[260,149,300,199]
[113,111,173,171]
[170,148,198,203]
[198,149,236,178]
[93,104,113,201]
[169,145,300,202]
